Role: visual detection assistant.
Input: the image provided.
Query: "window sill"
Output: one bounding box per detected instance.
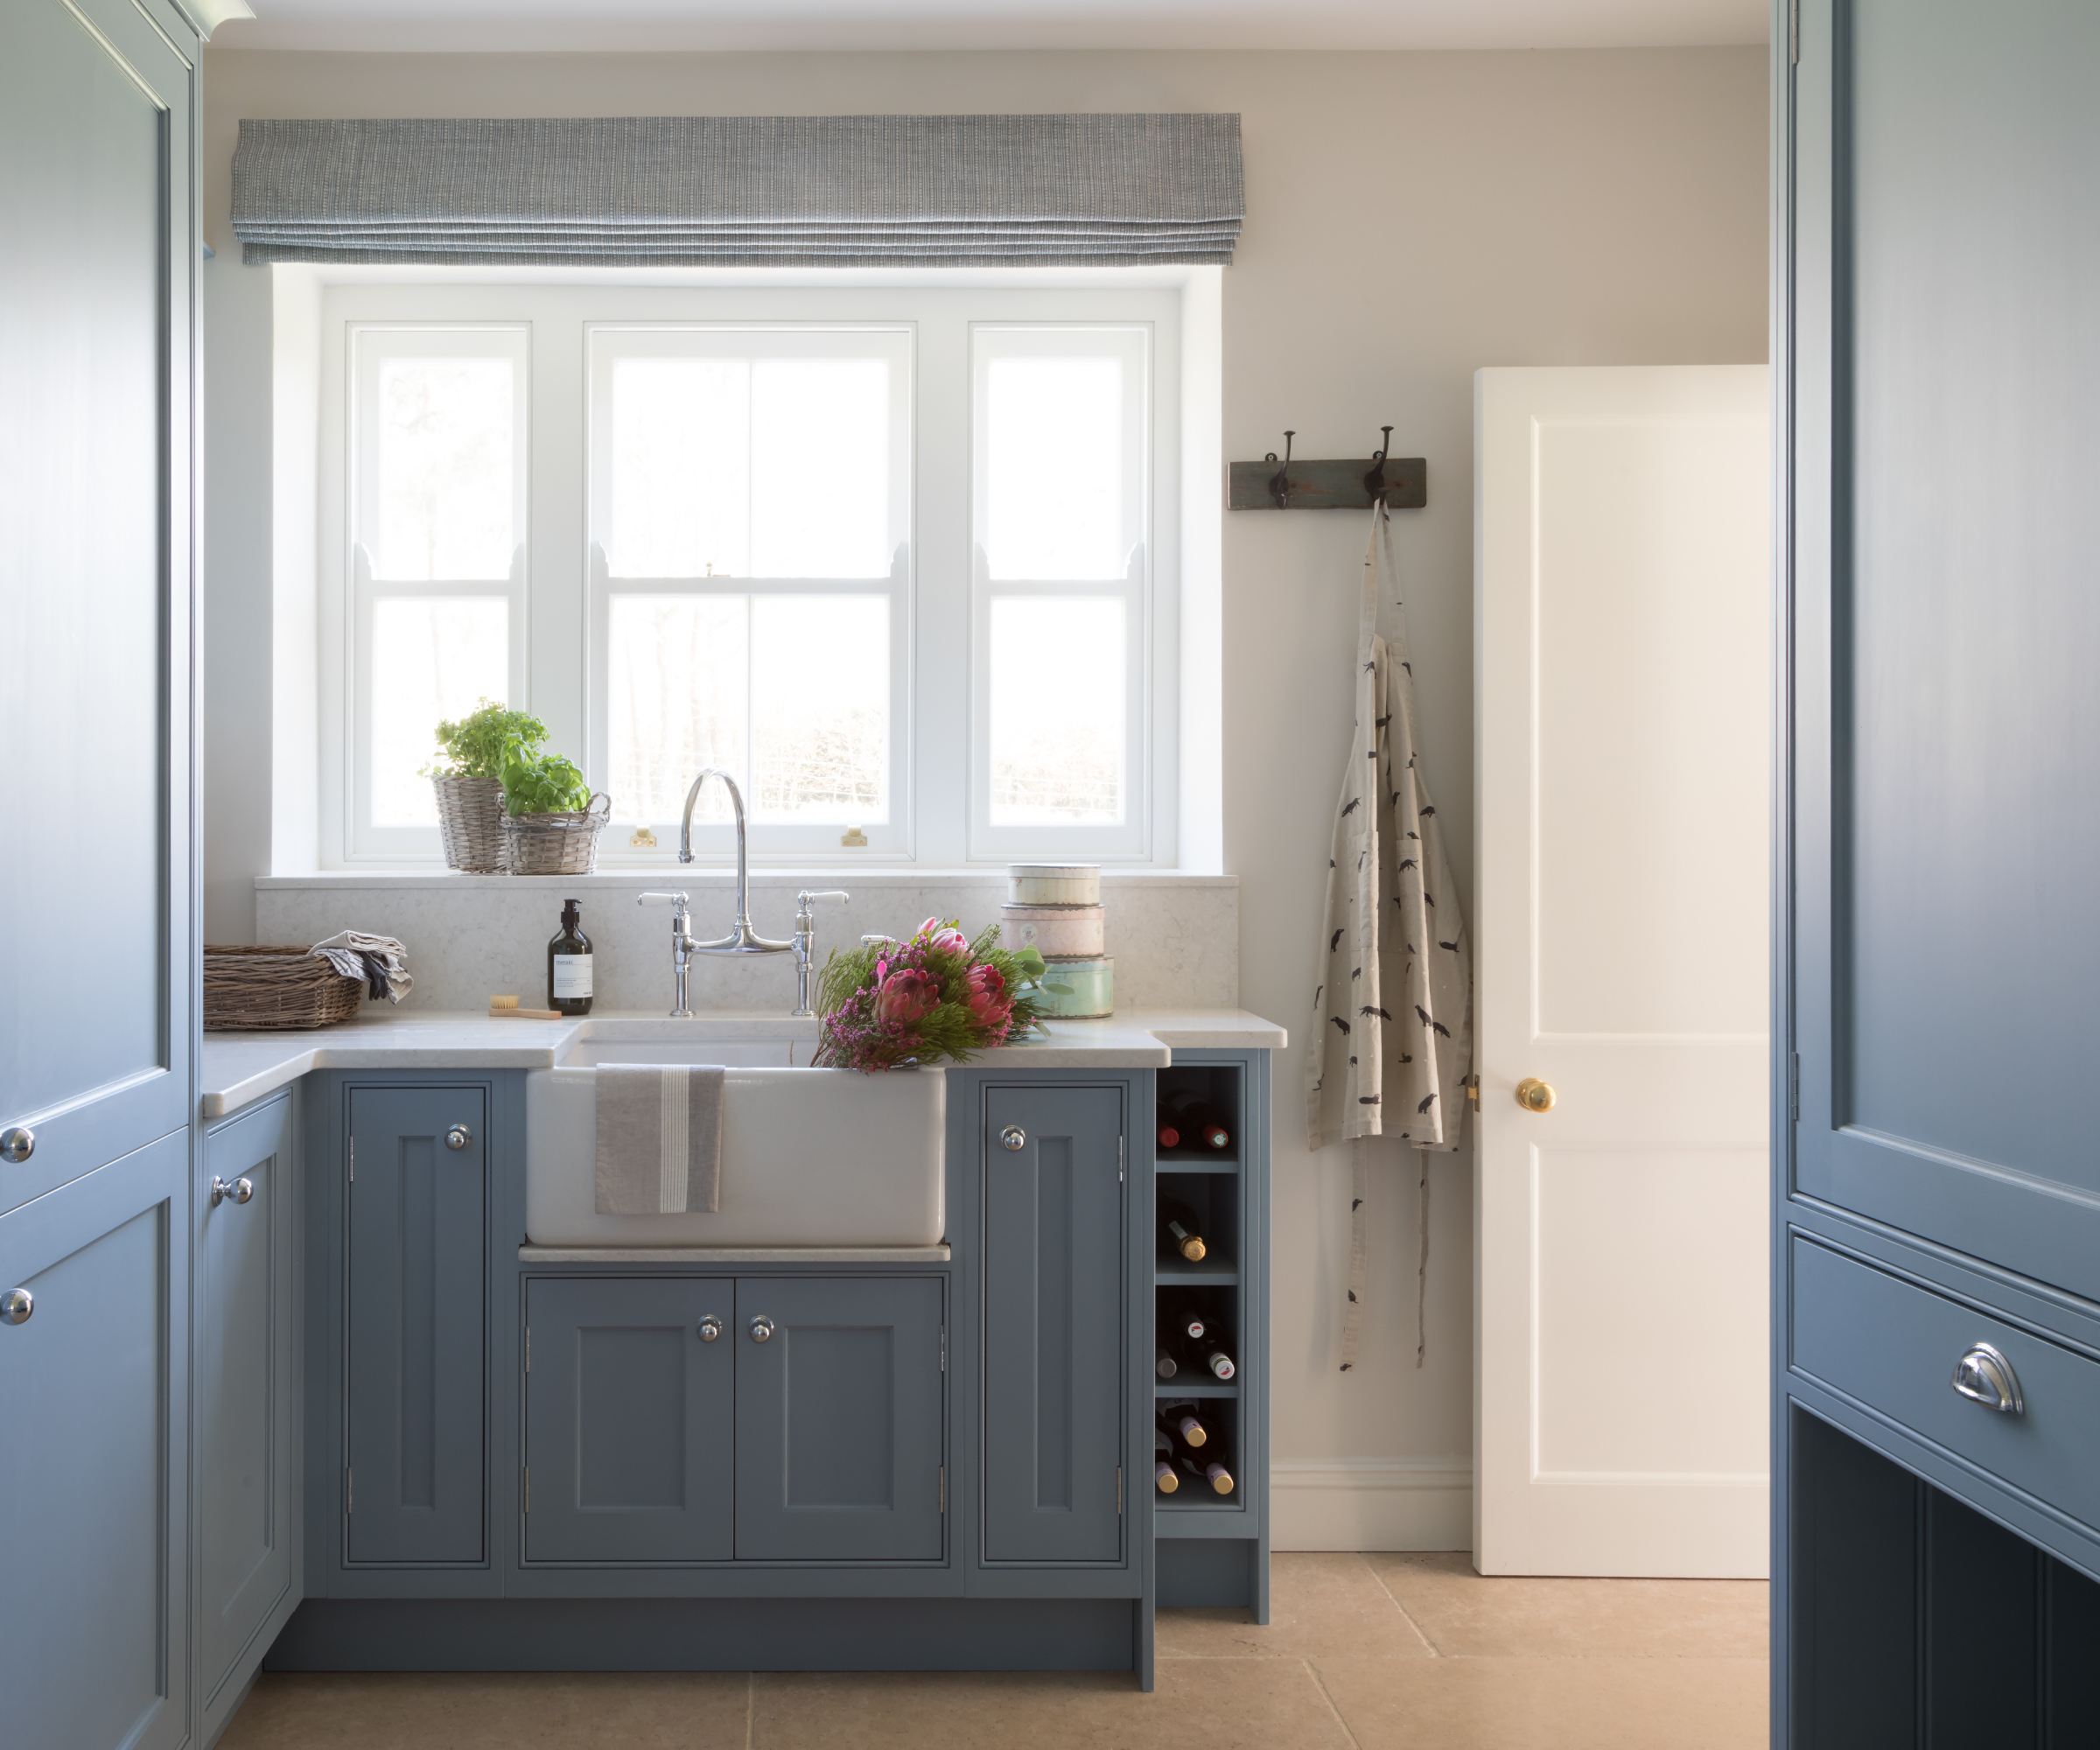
[257,869,1237,891]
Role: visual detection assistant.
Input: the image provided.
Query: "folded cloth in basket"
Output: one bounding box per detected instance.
[309,931,415,1004]
[595,1064,724,1214]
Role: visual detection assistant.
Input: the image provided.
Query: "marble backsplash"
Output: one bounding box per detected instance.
[254,872,1238,1015]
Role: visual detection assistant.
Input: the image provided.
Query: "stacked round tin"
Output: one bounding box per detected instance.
[1004,864,1112,1018]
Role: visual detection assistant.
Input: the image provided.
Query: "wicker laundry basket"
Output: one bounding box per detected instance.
[432,773,508,872]
[501,792,612,875]
[203,945,365,1032]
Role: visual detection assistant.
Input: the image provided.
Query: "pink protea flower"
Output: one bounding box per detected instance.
[874,967,939,1026]
[963,962,1012,1033]
[917,917,969,955]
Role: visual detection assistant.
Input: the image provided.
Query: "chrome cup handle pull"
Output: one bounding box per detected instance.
[209,1175,255,1208]
[1952,1341,2024,1416]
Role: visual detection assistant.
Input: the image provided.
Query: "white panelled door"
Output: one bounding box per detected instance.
[1474,366,1770,1578]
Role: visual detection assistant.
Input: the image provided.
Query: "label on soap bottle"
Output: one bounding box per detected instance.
[553,954,593,999]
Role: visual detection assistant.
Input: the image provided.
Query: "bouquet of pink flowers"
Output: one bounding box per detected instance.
[810,917,1050,1072]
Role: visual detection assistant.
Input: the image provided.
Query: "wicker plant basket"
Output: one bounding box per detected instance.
[432,773,508,872]
[203,945,365,1032]
[501,792,612,876]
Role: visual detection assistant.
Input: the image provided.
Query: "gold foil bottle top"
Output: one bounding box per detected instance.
[1155,1462,1180,1494]
[1178,1415,1207,1447]
[1180,1234,1207,1261]
[1208,1465,1235,1495]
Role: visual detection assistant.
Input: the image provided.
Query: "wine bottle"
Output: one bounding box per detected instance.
[1155,1345,1180,1380]
[1178,1453,1235,1495]
[1154,1432,1180,1494]
[1196,1340,1236,1382]
[1158,1196,1208,1262]
[1159,1295,1208,1345]
[549,898,594,1018]
[1158,1093,1230,1152]
[1158,1406,1209,1450]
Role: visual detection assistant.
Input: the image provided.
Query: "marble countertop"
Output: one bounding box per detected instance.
[199,1007,1288,1118]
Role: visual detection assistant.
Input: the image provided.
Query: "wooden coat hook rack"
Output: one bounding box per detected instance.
[1228,426,1427,510]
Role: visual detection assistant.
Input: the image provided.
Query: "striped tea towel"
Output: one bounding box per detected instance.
[594,1064,724,1214]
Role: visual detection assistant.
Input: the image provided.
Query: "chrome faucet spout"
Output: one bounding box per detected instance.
[676,767,791,956]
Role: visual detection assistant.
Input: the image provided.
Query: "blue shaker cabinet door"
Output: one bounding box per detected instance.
[346,1087,487,1564]
[199,1096,299,1718]
[0,1133,189,1750]
[734,1276,946,1562]
[524,1276,734,1563]
[980,1085,1126,1564]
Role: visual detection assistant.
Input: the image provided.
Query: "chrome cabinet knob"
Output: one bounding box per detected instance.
[446,1124,472,1151]
[1,1127,32,1163]
[1515,1078,1557,1113]
[749,1315,774,1343]
[1952,1341,2024,1415]
[0,1288,31,1325]
[697,1315,722,1342]
[210,1175,255,1208]
[1000,1126,1026,1152]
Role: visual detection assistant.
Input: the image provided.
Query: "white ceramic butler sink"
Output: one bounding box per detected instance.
[524,1031,944,1248]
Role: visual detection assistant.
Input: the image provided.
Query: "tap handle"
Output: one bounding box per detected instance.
[795,889,850,925]
[639,890,690,918]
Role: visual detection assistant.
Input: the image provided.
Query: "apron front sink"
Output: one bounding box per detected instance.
[525,1036,944,1247]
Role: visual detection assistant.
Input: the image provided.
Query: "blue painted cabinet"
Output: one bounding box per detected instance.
[735,1275,946,1562]
[0,1135,190,1750]
[198,1095,302,1739]
[979,1085,1127,1565]
[346,1086,487,1564]
[524,1276,734,1563]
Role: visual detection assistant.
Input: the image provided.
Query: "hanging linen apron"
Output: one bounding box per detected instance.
[1306,503,1473,1369]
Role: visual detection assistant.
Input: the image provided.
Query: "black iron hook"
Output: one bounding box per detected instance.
[1266,431,1295,508]
[1363,425,1395,505]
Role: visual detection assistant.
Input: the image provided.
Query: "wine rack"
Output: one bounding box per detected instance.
[1149,1053,1269,1616]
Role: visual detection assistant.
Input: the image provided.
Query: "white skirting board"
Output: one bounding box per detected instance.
[1269,1459,1473,1553]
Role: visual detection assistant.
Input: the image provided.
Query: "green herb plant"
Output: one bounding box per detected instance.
[499,746,594,816]
[426,700,550,780]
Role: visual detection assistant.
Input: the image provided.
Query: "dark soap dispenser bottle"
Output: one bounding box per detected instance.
[549,898,593,1017]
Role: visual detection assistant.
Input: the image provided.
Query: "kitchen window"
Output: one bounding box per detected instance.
[323,285,1180,867]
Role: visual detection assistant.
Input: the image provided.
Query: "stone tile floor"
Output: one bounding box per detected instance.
[218,1552,1769,1748]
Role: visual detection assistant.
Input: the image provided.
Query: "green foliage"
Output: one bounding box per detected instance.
[427,700,548,780]
[500,746,594,816]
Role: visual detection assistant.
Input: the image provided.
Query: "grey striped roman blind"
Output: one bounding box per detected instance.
[230,114,1243,267]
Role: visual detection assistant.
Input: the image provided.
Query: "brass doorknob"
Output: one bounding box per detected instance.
[1515,1078,1557,1113]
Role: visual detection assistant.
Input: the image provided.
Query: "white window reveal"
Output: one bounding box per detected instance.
[320,285,1180,867]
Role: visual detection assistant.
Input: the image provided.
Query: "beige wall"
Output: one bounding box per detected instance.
[200,46,1768,1540]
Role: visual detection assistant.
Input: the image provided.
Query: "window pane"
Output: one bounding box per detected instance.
[985,357,1125,581]
[989,596,1125,823]
[608,353,892,580]
[370,598,509,826]
[751,359,892,579]
[374,359,514,580]
[606,595,749,823]
[751,596,888,822]
[607,359,751,578]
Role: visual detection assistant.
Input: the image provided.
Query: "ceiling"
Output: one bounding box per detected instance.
[214,0,1769,53]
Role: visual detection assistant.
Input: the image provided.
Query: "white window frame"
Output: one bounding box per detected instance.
[316,283,1181,870]
[343,323,529,863]
[585,323,914,860]
[970,323,1152,861]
